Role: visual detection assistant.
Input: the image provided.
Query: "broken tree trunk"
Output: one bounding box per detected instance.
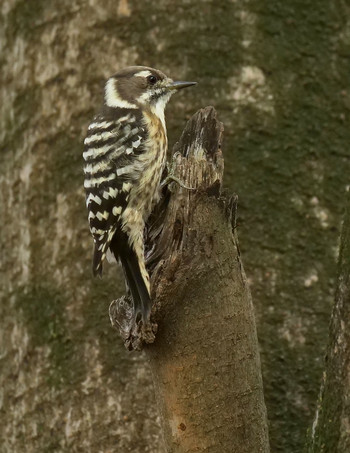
[110,107,270,452]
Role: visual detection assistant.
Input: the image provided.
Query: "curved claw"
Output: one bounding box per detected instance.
[109,296,157,350]
[161,174,195,191]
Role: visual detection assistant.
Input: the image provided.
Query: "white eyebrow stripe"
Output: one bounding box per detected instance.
[134,70,152,78]
[105,79,137,109]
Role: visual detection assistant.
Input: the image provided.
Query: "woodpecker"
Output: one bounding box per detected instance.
[83,66,196,323]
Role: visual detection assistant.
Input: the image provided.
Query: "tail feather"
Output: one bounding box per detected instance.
[110,232,151,321]
[121,252,151,320]
[92,244,103,277]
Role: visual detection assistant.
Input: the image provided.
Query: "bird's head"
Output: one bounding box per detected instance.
[104,66,196,118]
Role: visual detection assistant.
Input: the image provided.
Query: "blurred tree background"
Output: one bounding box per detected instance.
[0,0,349,452]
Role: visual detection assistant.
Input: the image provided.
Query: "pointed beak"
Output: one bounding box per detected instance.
[166,81,197,91]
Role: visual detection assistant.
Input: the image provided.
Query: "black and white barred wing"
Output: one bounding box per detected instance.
[83,114,145,276]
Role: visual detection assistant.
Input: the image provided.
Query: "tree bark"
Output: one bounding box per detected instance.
[307,191,350,453]
[2,1,349,451]
[148,107,270,452]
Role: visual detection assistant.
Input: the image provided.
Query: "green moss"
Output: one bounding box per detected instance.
[13,86,40,120]
[339,191,350,281]
[12,272,134,391]
[0,87,41,159]
[47,132,84,194]
[80,272,133,376]
[4,0,348,449]
[6,0,46,42]
[231,1,350,451]
[15,284,82,388]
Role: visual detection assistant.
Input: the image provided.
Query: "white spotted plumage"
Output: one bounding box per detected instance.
[84,173,116,189]
[102,187,118,199]
[83,65,196,322]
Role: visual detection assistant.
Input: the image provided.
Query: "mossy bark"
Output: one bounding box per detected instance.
[146,108,269,452]
[307,192,350,453]
[1,1,349,452]
[110,107,270,452]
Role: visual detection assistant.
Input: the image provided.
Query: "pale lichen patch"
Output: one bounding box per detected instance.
[304,271,319,288]
[81,340,104,394]
[338,17,350,46]
[278,315,307,347]
[309,196,331,228]
[117,0,131,17]
[238,9,257,50]
[228,66,275,116]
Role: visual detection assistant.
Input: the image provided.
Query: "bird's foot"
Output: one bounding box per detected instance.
[161,153,195,191]
[109,296,157,351]
[161,174,195,191]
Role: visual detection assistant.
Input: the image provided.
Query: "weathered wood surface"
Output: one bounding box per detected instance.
[111,107,270,452]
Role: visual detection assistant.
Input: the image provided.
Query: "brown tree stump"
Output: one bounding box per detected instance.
[110,107,270,453]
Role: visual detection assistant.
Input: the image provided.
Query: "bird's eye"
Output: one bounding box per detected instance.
[147,75,158,85]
